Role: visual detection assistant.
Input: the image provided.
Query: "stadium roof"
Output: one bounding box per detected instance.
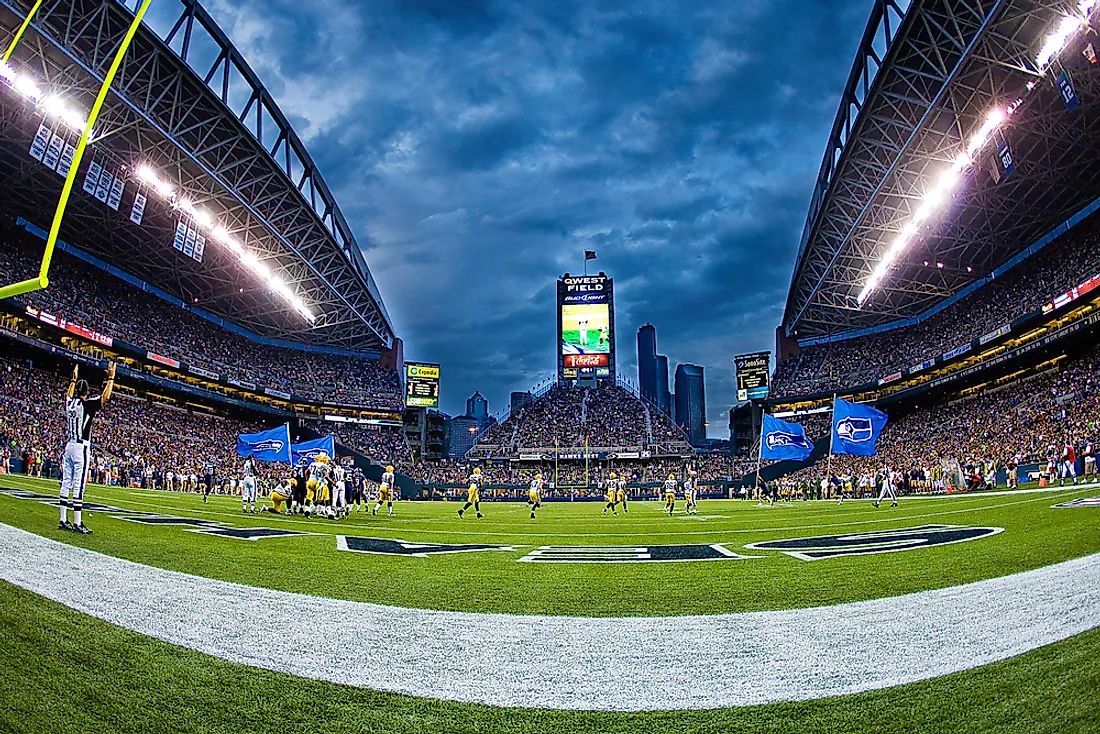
[783,0,1100,340]
[0,0,395,351]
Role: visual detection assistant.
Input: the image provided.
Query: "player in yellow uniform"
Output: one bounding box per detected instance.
[603,472,619,516]
[458,467,484,519]
[528,473,543,519]
[304,453,331,517]
[663,473,678,515]
[266,476,294,514]
[373,465,396,516]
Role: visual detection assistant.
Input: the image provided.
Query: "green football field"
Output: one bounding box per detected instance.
[2,474,1099,733]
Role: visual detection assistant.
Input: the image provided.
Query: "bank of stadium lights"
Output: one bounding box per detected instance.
[135,165,316,323]
[0,61,92,134]
[856,0,1099,307]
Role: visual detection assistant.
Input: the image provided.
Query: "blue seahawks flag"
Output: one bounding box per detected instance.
[236,424,292,464]
[831,398,888,456]
[291,435,335,465]
[760,414,814,461]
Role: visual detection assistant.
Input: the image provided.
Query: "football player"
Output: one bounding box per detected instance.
[458,467,484,519]
[614,473,628,513]
[349,467,365,512]
[603,473,618,516]
[331,461,347,518]
[240,455,258,513]
[291,456,309,514]
[374,465,396,516]
[266,476,294,514]
[305,452,331,517]
[528,473,543,519]
[663,473,678,515]
[683,469,698,515]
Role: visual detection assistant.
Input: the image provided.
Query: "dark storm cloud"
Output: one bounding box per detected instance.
[203,0,872,431]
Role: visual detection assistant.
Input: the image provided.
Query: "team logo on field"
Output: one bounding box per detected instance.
[835,416,874,443]
[121,515,310,540]
[744,524,1004,561]
[0,486,308,541]
[337,536,517,557]
[1052,497,1100,508]
[519,544,759,563]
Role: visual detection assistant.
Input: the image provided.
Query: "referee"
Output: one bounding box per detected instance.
[60,361,116,534]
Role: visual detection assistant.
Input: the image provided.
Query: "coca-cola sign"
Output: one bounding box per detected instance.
[564,353,609,368]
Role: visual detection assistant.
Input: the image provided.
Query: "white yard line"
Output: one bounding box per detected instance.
[2,522,1099,711]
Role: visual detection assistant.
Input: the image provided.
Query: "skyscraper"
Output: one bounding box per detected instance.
[655,354,670,415]
[674,364,706,446]
[466,391,488,427]
[637,324,657,404]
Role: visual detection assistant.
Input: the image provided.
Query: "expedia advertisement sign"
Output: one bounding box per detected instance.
[558,273,615,381]
[735,351,770,401]
[405,362,441,408]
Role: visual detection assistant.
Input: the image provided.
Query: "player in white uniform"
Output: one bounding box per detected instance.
[240,455,258,513]
[577,318,589,347]
[330,462,347,518]
[683,469,699,515]
[373,465,396,516]
[59,362,116,534]
[872,467,898,508]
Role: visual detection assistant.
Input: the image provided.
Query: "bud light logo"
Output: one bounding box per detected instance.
[563,292,607,304]
[835,417,873,443]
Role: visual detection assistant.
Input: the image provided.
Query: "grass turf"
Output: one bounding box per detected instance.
[2,475,1099,616]
[1,579,1099,733]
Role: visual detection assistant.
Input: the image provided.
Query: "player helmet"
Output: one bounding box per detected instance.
[473,467,482,475]
[386,465,394,473]
[535,473,543,479]
[317,452,329,463]
[669,473,675,480]
[609,472,616,479]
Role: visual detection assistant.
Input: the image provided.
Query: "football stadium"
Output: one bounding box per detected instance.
[2,0,1100,732]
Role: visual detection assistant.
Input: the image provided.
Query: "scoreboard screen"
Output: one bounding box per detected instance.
[405,362,440,408]
[734,352,770,402]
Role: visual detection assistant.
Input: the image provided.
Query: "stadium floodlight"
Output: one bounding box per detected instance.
[856,1,1100,310]
[41,94,89,133]
[13,73,40,100]
[136,166,175,198]
[1036,15,1082,69]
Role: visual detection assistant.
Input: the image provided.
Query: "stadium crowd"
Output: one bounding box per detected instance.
[779,342,1100,495]
[773,213,1100,398]
[0,229,401,408]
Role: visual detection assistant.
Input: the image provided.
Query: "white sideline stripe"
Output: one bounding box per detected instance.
[1,523,1099,712]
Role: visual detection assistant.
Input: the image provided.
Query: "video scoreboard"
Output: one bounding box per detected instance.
[735,352,770,402]
[405,362,440,408]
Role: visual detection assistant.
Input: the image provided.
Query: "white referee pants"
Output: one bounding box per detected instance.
[60,440,90,521]
[241,477,257,504]
[876,483,897,503]
[332,481,346,510]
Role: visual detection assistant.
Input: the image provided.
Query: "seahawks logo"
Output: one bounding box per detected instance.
[765,430,812,451]
[251,438,285,452]
[835,416,873,442]
[744,524,1003,561]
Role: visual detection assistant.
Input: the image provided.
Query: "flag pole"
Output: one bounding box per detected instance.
[826,394,836,484]
[755,410,765,500]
